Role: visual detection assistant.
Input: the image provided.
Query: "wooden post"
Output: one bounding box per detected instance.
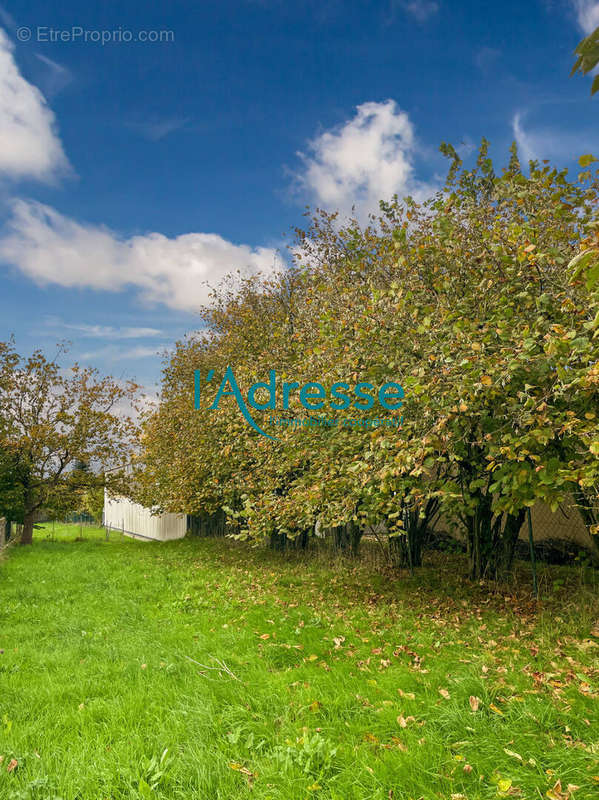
[0,517,6,549]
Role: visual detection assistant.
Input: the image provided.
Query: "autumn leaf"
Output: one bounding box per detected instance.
[229,762,255,777]
[546,780,569,800]
[469,695,480,711]
[504,748,522,761]
[6,758,17,773]
[439,688,451,700]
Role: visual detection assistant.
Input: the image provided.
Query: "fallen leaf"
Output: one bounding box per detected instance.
[504,748,522,761]
[7,758,17,773]
[546,780,568,800]
[439,688,451,700]
[229,762,255,777]
[469,695,480,711]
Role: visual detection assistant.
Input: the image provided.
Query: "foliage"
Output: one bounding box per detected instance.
[138,144,599,580]
[572,24,599,95]
[0,341,138,543]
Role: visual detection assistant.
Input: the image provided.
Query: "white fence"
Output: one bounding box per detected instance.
[103,491,187,541]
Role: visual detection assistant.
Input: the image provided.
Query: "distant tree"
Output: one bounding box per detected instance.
[572,25,599,95]
[0,341,138,544]
[0,444,26,524]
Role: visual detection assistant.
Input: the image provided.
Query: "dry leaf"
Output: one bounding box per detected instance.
[546,780,568,800]
[229,762,255,777]
[398,688,415,700]
[439,688,451,700]
[504,748,522,761]
[7,758,17,773]
[469,695,480,711]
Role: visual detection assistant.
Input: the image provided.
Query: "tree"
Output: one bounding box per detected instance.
[0,341,138,544]
[138,142,599,583]
[572,25,599,95]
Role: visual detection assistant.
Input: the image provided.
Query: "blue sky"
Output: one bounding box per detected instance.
[0,0,598,389]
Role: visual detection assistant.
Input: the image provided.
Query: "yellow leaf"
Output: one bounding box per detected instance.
[497,778,512,792]
[504,748,522,761]
[489,703,504,715]
[481,375,493,386]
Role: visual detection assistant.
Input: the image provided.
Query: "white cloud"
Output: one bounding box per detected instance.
[34,54,73,98]
[572,1,599,34]
[0,199,282,312]
[296,100,430,221]
[512,112,536,163]
[0,28,70,181]
[79,345,168,362]
[401,1,439,22]
[43,318,164,339]
[0,5,16,30]
[512,110,599,163]
[126,117,188,141]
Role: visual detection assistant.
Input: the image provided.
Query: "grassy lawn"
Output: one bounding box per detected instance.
[1,525,598,799]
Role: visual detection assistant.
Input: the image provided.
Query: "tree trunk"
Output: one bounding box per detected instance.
[490,509,526,579]
[21,511,35,545]
[467,493,494,580]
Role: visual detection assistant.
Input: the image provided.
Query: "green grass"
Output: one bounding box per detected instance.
[1,524,598,799]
